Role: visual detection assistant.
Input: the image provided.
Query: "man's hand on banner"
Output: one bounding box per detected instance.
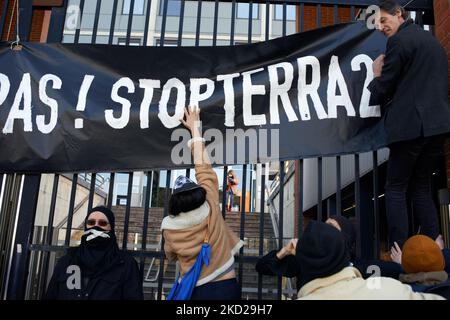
[372,54,385,77]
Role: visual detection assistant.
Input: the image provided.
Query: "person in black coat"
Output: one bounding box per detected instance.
[368,0,450,249]
[256,216,403,293]
[44,206,143,300]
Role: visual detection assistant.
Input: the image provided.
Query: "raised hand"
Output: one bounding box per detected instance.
[390,241,402,265]
[276,238,298,260]
[180,105,201,136]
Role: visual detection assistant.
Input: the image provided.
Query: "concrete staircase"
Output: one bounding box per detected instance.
[112,205,281,300]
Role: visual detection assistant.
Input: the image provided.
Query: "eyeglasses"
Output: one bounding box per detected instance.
[86,219,110,227]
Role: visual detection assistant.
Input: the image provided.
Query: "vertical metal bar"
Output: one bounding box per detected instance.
[355,154,361,258]
[277,161,285,300]
[143,0,152,45]
[222,165,228,219]
[149,171,154,208]
[298,159,303,237]
[195,0,203,46]
[157,170,171,300]
[87,173,96,211]
[125,0,135,45]
[160,0,169,46]
[46,174,59,245]
[3,174,25,300]
[0,0,10,40]
[317,157,323,221]
[336,156,341,216]
[238,164,247,298]
[0,174,5,209]
[91,0,102,44]
[300,3,304,32]
[350,5,355,21]
[17,0,33,42]
[212,0,219,46]
[316,4,321,28]
[265,1,269,41]
[46,0,70,43]
[282,2,286,37]
[5,174,40,300]
[107,173,115,208]
[74,0,85,44]
[177,0,186,46]
[108,0,119,45]
[249,165,253,212]
[333,4,338,24]
[140,171,152,280]
[40,174,60,298]
[122,172,134,250]
[372,151,380,259]
[248,1,253,43]
[257,164,266,300]
[416,10,424,27]
[230,0,236,45]
[64,174,78,247]
[186,168,191,179]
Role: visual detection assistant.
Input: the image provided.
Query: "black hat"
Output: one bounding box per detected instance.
[85,206,115,230]
[296,221,350,288]
[329,216,355,242]
[329,215,356,255]
[173,175,201,195]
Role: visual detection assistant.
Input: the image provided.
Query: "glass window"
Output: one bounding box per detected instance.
[236,3,259,19]
[274,4,296,21]
[122,0,145,15]
[159,0,181,16]
[155,39,178,46]
[118,37,142,46]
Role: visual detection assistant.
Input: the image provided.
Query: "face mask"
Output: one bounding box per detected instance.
[82,226,112,247]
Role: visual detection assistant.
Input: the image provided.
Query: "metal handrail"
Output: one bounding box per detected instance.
[54,177,109,234]
[78,173,107,190]
[144,235,162,282]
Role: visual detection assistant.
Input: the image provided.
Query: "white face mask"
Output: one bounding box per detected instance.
[83,228,111,242]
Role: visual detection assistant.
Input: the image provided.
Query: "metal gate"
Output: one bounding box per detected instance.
[0,0,436,300]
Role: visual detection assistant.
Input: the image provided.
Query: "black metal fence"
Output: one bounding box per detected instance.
[0,0,436,300]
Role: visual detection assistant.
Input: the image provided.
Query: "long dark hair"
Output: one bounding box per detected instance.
[169,187,207,216]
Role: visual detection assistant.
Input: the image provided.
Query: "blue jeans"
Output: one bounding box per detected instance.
[226,189,234,210]
[385,135,444,248]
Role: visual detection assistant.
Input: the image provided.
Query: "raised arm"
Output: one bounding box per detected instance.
[181,106,219,204]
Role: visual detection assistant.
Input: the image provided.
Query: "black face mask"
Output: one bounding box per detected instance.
[81,226,113,248]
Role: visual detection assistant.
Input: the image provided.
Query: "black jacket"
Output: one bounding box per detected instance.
[255,251,404,291]
[43,247,143,300]
[368,20,450,144]
[255,250,301,289]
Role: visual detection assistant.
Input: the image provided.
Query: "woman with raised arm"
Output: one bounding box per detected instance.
[161,105,244,300]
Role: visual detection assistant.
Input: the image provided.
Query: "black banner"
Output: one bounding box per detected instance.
[0,22,387,173]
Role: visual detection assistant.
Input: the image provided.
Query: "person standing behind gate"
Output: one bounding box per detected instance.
[226,170,239,212]
[161,105,244,300]
[368,0,450,249]
[44,206,143,300]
